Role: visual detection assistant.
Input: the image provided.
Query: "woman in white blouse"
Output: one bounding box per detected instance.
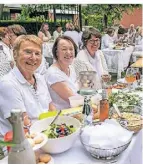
[38,23,53,66]
[45,36,78,110]
[73,27,110,89]
[0,35,55,137]
[0,27,14,79]
[101,28,115,49]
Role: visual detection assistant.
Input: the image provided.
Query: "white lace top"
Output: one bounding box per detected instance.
[0,41,13,80]
[45,65,78,110]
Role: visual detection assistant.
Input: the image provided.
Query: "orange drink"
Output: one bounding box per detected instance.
[125,75,136,83]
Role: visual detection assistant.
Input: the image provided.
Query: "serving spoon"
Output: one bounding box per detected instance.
[42,110,62,132]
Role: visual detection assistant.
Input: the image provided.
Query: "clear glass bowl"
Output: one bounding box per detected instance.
[110,105,143,133]
[80,129,131,160]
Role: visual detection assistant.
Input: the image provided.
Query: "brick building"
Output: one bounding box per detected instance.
[118,8,142,28]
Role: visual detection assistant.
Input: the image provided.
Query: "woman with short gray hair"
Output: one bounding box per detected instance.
[73,27,110,89]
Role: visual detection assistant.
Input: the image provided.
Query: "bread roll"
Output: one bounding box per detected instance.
[25,133,31,138]
[38,162,45,164]
[34,135,44,144]
[39,154,51,163]
[30,132,37,139]
[27,138,35,147]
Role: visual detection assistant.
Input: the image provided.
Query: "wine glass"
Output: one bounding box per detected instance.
[125,68,136,90]
[101,74,112,89]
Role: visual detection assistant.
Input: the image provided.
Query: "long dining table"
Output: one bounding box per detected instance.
[102,46,134,79]
[0,130,142,164]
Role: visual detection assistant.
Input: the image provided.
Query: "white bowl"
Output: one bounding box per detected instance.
[30,116,81,154]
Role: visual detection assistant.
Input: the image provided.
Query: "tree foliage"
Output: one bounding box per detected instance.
[19,4,77,21]
[0,4,4,20]
[82,4,142,31]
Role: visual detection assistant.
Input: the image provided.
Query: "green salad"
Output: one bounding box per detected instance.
[109,92,140,107]
[43,123,76,139]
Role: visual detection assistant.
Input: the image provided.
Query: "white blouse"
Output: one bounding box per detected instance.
[101,34,114,50]
[0,67,52,136]
[0,41,14,79]
[45,65,78,110]
[72,49,109,90]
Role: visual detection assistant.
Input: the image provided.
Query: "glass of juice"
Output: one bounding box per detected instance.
[125,68,136,90]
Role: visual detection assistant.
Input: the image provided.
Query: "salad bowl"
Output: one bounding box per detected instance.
[30,116,81,154]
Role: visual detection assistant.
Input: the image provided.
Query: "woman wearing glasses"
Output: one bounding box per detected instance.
[0,35,55,137]
[73,27,109,89]
[45,36,78,110]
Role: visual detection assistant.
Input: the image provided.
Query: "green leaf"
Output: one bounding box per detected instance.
[0,140,15,147]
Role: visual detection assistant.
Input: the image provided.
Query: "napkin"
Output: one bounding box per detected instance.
[69,95,84,108]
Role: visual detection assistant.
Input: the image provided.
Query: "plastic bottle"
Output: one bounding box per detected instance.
[8,109,36,164]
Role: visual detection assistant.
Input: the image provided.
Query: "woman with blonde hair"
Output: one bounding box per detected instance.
[0,35,55,137]
[38,23,51,42]
[38,23,53,66]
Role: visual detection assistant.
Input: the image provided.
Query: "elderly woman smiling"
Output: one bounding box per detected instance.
[73,27,110,89]
[45,36,78,110]
[0,35,55,137]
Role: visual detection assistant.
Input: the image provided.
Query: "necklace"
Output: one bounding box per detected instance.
[57,61,70,76]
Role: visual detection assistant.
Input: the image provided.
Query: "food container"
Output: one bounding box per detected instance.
[78,71,97,89]
[110,105,143,133]
[79,121,132,160]
[30,116,81,154]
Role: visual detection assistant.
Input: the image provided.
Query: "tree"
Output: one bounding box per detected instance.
[0,4,4,20]
[20,4,77,21]
[82,4,142,30]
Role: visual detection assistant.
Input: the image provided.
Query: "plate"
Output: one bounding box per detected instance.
[32,133,48,151]
[117,78,127,84]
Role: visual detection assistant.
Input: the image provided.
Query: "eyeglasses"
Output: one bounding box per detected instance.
[23,49,42,57]
[88,39,100,44]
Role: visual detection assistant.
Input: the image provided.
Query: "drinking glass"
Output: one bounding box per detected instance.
[101,74,112,89]
[125,68,136,90]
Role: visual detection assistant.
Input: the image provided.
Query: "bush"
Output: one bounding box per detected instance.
[0,20,67,35]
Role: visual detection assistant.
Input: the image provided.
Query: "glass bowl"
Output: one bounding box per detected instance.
[110,105,143,133]
[79,128,131,160]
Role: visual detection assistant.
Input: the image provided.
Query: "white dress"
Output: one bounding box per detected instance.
[45,65,78,110]
[0,67,52,136]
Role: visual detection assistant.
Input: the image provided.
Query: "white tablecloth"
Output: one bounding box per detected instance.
[134,45,142,52]
[0,130,142,164]
[51,130,143,164]
[102,46,134,79]
[132,45,143,62]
